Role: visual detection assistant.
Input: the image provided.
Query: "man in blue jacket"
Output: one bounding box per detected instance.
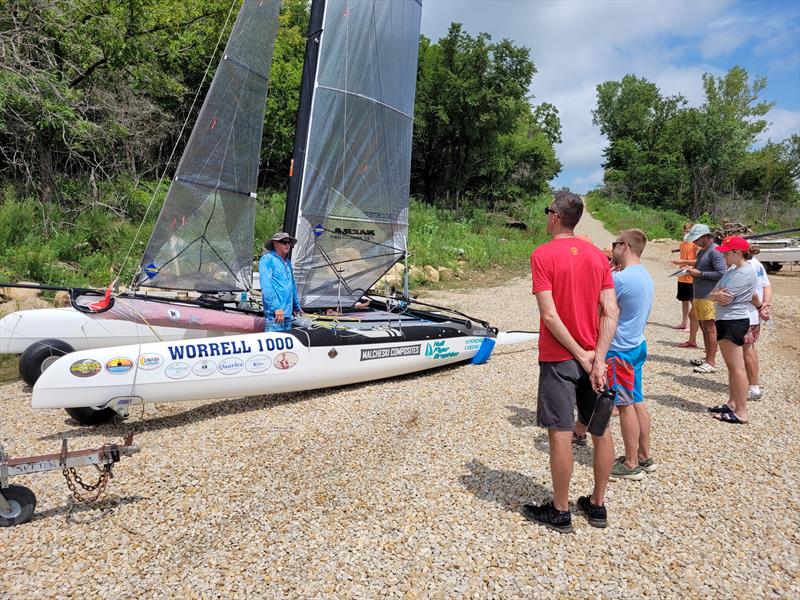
[259,231,302,331]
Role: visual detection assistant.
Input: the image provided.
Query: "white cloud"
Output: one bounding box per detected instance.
[757,107,800,145]
[419,0,799,195]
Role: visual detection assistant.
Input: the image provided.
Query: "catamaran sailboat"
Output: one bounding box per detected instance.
[30,0,537,424]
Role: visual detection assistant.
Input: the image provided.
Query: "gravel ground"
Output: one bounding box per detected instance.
[1,211,799,598]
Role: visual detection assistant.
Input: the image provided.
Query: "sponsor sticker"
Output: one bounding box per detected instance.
[245,355,271,373]
[360,344,421,361]
[105,357,134,374]
[274,352,298,370]
[165,362,191,380]
[464,337,484,352]
[167,308,181,321]
[138,353,164,370]
[70,359,102,378]
[218,357,244,375]
[192,359,216,377]
[425,340,459,360]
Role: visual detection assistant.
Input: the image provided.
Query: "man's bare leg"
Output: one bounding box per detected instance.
[687,307,699,346]
[700,319,717,366]
[548,429,573,511]
[634,403,651,461]
[590,428,614,506]
[617,404,640,469]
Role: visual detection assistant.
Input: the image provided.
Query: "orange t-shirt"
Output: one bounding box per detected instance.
[678,241,697,283]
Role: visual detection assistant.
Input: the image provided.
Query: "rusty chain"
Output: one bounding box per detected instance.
[62,464,113,504]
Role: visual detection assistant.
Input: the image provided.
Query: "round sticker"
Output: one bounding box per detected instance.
[274,352,298,371]
[192,359,216,377]
[167,308,181,321]
[105,357,133,374]
[218,357,244,375]
[165,362,190,380]
[138,353,164,370]
[245,355,271,373]
[70,359,102,378]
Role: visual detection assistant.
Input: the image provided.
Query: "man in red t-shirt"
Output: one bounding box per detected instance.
[521,191,619,533]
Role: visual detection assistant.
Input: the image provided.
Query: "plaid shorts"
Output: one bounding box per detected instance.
[744,324,760,345]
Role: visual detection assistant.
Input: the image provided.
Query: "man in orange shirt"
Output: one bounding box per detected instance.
[671,223,699,347]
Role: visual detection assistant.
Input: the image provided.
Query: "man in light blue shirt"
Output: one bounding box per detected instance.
[606,229,654,481]
[258,231,302,331]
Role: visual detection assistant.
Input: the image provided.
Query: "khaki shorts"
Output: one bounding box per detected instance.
[693,298,715,321]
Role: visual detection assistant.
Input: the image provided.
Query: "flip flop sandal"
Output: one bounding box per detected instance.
[690,358,705,366]
[714,411,748,424]
[708,404,733,414]
[693,363,717,373]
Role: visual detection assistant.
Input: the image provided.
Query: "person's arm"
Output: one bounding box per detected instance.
[758,281,773,321]
[590,287,619,392]
[535,291,595,373]
[704,250,727,281]
[671,258,696,266]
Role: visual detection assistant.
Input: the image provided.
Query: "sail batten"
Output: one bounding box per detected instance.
[290,0,423,309]
[136,1,282,292]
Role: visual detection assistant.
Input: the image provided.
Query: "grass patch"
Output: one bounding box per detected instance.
[0,183,550,290]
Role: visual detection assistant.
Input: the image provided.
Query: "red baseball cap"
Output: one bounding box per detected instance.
[716,236,750,252]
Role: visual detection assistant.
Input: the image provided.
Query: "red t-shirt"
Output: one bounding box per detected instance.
[531,237,614,362]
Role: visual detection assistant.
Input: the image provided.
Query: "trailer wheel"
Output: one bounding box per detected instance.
[0,484,37,527]
[65,407,117,426]
[19,338,75,386]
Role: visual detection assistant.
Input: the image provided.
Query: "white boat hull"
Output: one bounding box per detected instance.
[0,308,234,355]
[32,329,537,411]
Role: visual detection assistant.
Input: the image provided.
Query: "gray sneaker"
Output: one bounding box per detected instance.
[611,457,645,481]
[638,457,656,473]
[748,388,763,400]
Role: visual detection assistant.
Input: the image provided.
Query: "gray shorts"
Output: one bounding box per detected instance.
[537,359,613,437]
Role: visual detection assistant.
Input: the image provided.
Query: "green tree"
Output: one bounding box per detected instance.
[411,24,557,209]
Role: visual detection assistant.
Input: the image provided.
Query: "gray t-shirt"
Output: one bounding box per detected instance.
[693,243,727,299]
[713,262,757,321]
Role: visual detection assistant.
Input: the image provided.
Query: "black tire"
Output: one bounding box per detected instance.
[768,262,783,273]
[0,484,37,527]
[65,406,117,425]
[19,338,75,386]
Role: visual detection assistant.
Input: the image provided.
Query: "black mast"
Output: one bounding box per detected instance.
[283,0,326,237]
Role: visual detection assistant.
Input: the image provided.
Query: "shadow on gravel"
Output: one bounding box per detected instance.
[506,405,537,427]
[658,340,702,350]
[648,321,688,331]
[32,494,147,525]
[648,353,693,367]
[667,373,728,394]
[651,393,709,414]
[460,459,551,511]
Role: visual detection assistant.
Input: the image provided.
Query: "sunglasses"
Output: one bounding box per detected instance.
[544,207,558,216]
[275,239,292,245]
[612,241,627,248]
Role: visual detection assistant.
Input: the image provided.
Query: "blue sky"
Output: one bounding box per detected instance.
[420,0,800,193]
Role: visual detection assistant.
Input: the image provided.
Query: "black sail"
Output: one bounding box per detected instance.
[136,0,282,292]
[290,0,423,308]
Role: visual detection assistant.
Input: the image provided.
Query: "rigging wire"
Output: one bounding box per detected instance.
[115,0,240,293]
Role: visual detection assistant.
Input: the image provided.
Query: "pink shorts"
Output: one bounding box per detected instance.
[743,324,760,345]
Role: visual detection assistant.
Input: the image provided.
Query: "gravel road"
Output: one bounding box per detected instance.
[1,210,798,598]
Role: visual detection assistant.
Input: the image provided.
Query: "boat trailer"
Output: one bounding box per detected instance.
[0,433,140,527]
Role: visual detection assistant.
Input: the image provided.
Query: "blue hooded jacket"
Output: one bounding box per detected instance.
[258,251,301,318]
